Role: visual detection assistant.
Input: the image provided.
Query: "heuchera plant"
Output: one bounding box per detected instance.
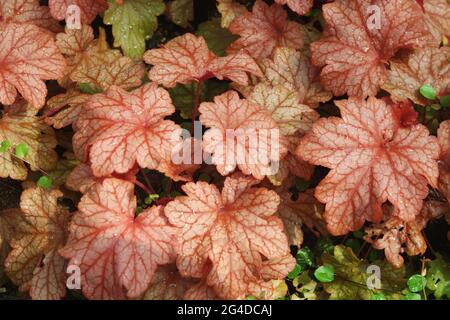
[0,0,449,300]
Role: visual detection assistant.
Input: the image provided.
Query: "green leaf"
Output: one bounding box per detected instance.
[14,143,29,159]
[0,140,11,153]
[288,264,302,280]
[169,80,229,119]
[168,0,193,28]
[371,293,386,300]
[321,245,406,300]
[246,295,257,300]
[314,265,334,283]
[419,84,437,100]
[104,0,165,58]
[407,274,426,293]
[440,95,450,108]
[315,237,334,255]
[196,19,238,56]
[144,194,159,205]
[296,247,314,269]
[37,176,53,189]
[426,256,450,299]
[78,82,103,94]
[404,292,421,300]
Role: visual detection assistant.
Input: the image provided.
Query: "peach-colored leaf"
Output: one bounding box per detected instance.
[438,120,450,204]
[199,90,284,179]
[142,265,194,300]
[217,0,246,28]
[275,0,313,15]
[0,0,61,32]
[144,33,261,88]
[184,280,218,300]
[65,162,139,193]
[277,189,327,247]
[228,0,303,59]
[383,47,450,105]
[57,26,145,90]
[364,201,448,268]
[65,163,98,193]
[158,138,200,182]
[296,97,440,235]
[44,89,91,129]
[249,83,319,136]
[0,102,57,180]
[49,27,145,128]
[0,23,66,108]
[164,173,292,299]
[59,178,178,299]
[49,0,107,24]
[423,0,450,46]
[73,83,182,177]
[246,254,295,299]
[263,47,332,108]
[3,187,69,300]
[248,83,318,184]
[311,0,430,97]
[0,210,15,284]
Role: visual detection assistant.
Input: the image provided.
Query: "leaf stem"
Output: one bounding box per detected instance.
[140,169,155,194]
[134,180,152,195]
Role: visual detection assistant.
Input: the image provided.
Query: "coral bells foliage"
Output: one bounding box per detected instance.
[144,33,262,87]
[0,0,449,301]
[0,23,66,108]
[73,83,182,177]
[60,178,178,299]
[297,97,439,235]
[164,174,294,299]
[227,0,304,59]
[311,0,431,97]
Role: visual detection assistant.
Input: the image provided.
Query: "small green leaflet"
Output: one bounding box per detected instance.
[314,265,335,283]
[37,176,53,189]
[296,247,314,269]
[0,140,11,153]
[404,292,421,300]
[407,274,426,293]
[104,0,165,58]
[371,293,386,300]
[419,84,437,100]
[14,143,29,158]
[288,264,302,280]
[144,194,159,205]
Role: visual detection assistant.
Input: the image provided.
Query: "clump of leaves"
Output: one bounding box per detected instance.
[0,0,449,301]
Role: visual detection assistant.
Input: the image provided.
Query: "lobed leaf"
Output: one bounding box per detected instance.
[227,0,303,59]
[311,0,430,97]
[73,83,182,177]
[164,173,293,299]
[297,97,439,235]
[0,23,66,108]
[3,187,70,300]
[60,178,178,299]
